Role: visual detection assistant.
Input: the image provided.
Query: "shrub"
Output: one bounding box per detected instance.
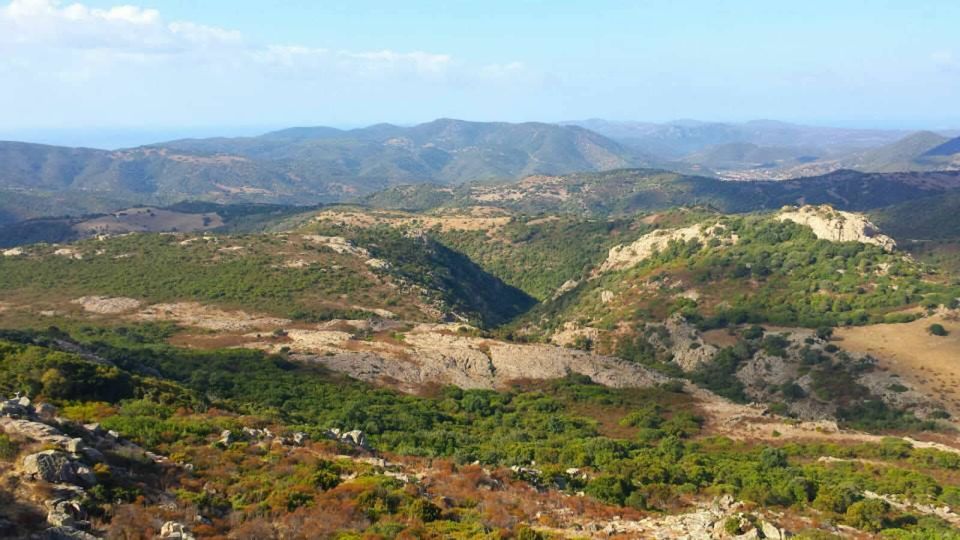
[586,475,632,506]
[928,323,949,337]
[813,483,861,514]
[844,499,889,532]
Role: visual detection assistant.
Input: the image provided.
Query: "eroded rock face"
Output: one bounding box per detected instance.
[777,205,897,252]
[299,326,667,391]
[652,314,718,372]
[71,296,142,314]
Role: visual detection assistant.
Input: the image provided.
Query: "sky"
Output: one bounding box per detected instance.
[0,0,958,146]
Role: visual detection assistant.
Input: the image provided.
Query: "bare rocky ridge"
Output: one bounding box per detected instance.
[277,323,669,391]
[596,204,896,278]
[777,205,897,252]
[597,222,735,274]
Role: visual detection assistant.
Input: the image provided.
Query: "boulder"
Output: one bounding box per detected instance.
[0,398,30,417]
[160,521,196,540]
[0,417,72,447]
[342,430,369,449]
[760,520,786,540]
[65,438,85,454]
[46,511,75,528]
[74,465,97,487]
[23,451,77,484]
[292,432,308,446]
[80,447,105,463]
[214,430,234,448]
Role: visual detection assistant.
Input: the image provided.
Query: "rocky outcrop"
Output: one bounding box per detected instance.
[214,427,308,448]
[159,521,196,540]
[298,325,667,391]
[598,223,735,273]
[778,205,896,251]
[581,495,790,539]
[1,394,178,539]
[651,314,718,372]
[71,296,142,314]
[22,450,95,486]
[303,235,368,256]
[326,428,370,449]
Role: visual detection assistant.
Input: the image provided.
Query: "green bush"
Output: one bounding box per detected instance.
[928,323,949,337]
[844,499,889,532]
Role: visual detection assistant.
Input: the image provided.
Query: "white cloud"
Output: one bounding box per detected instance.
[0,0,455,75]
[0,0,534,128]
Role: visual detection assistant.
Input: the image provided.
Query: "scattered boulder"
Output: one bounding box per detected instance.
[325,428,370,449]
[160,521,196,540]
[66,438,85,454]
[760,520,787,540]
[214,430,234,448]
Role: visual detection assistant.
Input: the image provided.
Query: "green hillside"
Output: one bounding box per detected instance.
[522,212,957,334]
[0,120,654,223]
[0,227,533,327]
[365,168,960,216]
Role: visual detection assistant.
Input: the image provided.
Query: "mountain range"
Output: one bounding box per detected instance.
[1,118,960,225]
[569,119,960,179]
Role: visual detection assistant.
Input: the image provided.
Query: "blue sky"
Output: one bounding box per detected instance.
[0,0,958,143]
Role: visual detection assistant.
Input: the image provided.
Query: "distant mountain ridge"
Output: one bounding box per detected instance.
[3,118,960,225]
[0,119,656,223]
[924,135,960,157]
[568,119,960,179]
[566,118,913,158]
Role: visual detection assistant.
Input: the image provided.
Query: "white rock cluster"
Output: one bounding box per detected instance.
[777,205,897,252]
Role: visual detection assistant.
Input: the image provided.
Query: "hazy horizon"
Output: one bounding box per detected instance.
[2,117,959,151]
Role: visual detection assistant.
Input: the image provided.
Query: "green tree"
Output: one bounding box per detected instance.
[844,499,888,532]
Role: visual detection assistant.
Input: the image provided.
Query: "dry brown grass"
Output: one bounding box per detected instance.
[837,312,960,418]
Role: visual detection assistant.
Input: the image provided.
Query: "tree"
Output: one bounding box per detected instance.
[844,498,888,532]
[586,475,632,506]
[813,482,861,514]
